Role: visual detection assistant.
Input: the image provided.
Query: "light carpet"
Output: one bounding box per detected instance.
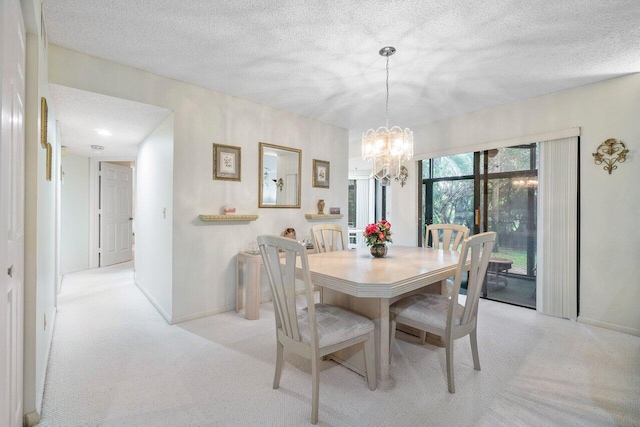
[39,262,640,426]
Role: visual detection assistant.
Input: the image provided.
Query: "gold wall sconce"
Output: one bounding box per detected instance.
[394,165,409,187]
[593,138,629,175]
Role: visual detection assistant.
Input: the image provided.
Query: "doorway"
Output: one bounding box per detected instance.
[347,177,387,249]
[421,144,538,309]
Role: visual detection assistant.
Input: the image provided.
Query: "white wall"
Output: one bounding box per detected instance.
[134,114,174,321]
[22,0,59,416]
[390,73,640,335]
[385,161,418,246]
[48,46,349,323]
[60,153,89,274]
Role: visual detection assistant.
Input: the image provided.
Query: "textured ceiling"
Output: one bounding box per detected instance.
[49,85,171,158]
[44,1,640,142]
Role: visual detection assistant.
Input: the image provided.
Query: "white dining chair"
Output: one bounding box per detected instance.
[310,224,347,300]
[426,223,470,251]
[311,223,347,253]
[258,235,376,424]
[417,223,471,344]
[390,231,496,394]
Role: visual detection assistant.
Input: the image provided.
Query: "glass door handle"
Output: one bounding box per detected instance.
[475,208,480,226]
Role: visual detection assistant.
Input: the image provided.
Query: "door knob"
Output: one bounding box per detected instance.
[7,265,13,277]
[129,217,134,221]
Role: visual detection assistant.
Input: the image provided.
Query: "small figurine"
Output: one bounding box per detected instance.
[283,228,296,240]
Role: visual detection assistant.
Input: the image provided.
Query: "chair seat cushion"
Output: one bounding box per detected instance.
[298,304,374,348]
[390,293,464,331]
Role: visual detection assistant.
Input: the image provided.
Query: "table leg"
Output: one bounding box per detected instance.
[245,260,261,320]
[236,258,244,313]
[375,298,395,390]
[439,277,448,296]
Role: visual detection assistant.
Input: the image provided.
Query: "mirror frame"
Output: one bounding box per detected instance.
[258,142,302,209]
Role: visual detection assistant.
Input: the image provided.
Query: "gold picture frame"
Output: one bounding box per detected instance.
[312,159,330,188]
[40,97,48,148]
[258,142,301,208]
[213,143,241,181]
[46,142,52,181]
[41,97,53,181]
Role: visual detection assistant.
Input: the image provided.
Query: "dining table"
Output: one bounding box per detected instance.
[301,245,462,390]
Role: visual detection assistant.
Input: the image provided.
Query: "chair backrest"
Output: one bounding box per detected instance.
[311,224,347,253]
[449,232,496,328]
[426,224,470,251]
[257,235,318,347]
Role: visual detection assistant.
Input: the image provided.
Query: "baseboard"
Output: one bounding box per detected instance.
[134,279,172,324]
[61,266,89,276]
[24,410,40,427]
[134,279,237,325]
[171,304,236,325]
[578,316,640,337]
[36,307,57,413]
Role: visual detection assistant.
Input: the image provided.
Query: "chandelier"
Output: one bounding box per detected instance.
[362,46,413,181]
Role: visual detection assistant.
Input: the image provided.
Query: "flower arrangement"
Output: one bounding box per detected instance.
[363,220,392,246]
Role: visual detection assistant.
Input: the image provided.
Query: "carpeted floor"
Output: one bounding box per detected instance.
[39,262,640,426]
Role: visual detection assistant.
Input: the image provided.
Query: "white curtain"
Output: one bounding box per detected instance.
[350,179,373,247]
[537,136,578,319]
[356,179,371,229]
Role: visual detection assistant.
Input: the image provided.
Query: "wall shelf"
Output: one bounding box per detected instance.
[304,214,343,220]
[199,214,258,222]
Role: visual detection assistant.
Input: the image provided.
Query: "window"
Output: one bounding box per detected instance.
[348,179,356,227]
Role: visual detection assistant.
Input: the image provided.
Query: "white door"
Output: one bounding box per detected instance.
[99,162,133,267]
[0,0,25,425]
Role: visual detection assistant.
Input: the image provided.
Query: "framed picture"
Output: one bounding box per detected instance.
[40,97,48,149]
[312,159,330,188]
[46,142,52,181]
[213,143,241,181]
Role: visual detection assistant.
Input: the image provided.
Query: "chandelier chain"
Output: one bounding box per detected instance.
[385,56,389,129]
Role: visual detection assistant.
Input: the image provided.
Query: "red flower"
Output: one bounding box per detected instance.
[364,224,379,235]
[363,220,393,246]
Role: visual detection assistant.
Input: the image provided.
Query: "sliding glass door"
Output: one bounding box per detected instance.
[421,145,538,309]
[421,153,475,244]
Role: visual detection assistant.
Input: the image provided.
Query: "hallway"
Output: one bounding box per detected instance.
[39,263,640,426]
[39,262,204,425]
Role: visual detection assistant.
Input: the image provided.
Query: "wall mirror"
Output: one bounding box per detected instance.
[259,142,301,208]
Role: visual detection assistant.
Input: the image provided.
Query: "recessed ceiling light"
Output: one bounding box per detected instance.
[95,128,112,136]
